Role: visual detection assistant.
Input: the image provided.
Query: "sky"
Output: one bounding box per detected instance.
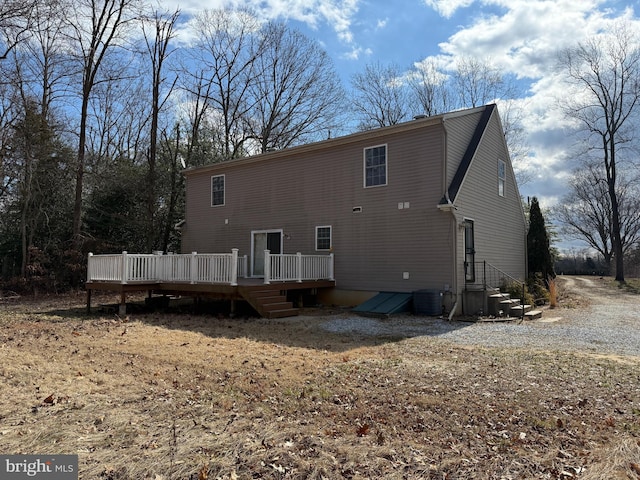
[161,0,639,252]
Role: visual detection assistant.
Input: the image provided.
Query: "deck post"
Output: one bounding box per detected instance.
[190,252,197,284]
[264,249,271,284]
[119,291,127,316]
[296,252,302,283]
[121,251,128,284]
[87,252,93,282]
[230,249,238,286]
[329,253,335,281]
[86,288,92,313]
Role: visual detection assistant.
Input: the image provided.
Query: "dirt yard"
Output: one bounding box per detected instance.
[0,277,639,479]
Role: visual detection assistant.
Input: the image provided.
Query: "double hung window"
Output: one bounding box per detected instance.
[211,175,225,206]
[316,226,332,251]
[498,160,506,197]
[364,145,387,187]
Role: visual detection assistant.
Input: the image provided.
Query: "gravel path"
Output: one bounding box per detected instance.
[319,276,640,357]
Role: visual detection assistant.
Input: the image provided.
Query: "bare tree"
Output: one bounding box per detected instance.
[175,70,217,166]
[141,8,179,250]
[247,21,344,152]
[183,8,262,160]
[0,0,39,61]
[17,0,69,121]
[351,62,410,130]
[498,99,531,187]
[453,56,507,108]
[555,162,640,273]
[85,68,149,170]
[0,75,20,201]
[64,0,140,247]
[408,58,452,116]
[557,22,640,281]
[158,124,184,252]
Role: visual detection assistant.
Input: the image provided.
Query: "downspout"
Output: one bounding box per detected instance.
[441,117,460,318]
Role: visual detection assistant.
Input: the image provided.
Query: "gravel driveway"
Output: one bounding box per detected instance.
[320,276,640,357]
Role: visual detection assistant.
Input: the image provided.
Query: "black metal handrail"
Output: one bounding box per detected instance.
[465,261,526,319]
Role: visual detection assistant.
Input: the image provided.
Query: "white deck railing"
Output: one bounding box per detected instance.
[264,251,334,284]
[87,250,333,286]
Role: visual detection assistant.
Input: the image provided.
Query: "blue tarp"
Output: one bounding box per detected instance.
[352,292,413,316]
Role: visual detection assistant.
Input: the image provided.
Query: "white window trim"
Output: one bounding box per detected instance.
[211,174,225,207]
[315,225,332,251]
[363,144,388,188]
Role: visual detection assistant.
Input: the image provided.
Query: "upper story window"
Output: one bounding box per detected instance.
[316,226,332,251]
[364,145,387,187]
[498,159,506,197]
[211,174,225,206]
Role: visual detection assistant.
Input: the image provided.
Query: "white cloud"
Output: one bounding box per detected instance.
[376,18,388,30]
[415,0,640,215]
[438,0,607,78]
[163,0,361,44]
[423,0,476,18]
[341,45,373,61]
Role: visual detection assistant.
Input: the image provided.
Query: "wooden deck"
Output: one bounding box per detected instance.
[85,278,336,318]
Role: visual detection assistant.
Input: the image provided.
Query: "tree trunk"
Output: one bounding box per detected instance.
[72,95,89,250]
[610,181,625,281]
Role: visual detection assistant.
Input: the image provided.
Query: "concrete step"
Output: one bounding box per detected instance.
[524,309,543,320]
[510,304,532,316]
[489,293,512,316]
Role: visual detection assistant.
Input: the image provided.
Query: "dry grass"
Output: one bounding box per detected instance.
[0,290,639,479]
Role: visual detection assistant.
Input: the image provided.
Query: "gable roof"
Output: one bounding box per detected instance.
[439,103,497,206]
[183,105,494,177]
[183,113,443,177]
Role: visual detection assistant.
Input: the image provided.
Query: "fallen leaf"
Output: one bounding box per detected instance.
[198,465,208,480]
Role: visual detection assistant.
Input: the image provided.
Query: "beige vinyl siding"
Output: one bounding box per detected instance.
[183,123,452,292]
[443,109,483,187]
[182,105,525,297]
[452,110,526,282]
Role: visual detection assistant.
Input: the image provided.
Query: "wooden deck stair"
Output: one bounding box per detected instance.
[241,288,299,318]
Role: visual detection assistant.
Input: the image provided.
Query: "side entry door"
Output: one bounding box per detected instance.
[464,220,475,283]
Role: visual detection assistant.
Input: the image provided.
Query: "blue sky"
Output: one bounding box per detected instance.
[162,0,639,252]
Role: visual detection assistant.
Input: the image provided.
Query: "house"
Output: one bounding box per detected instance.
[180,104,528,316]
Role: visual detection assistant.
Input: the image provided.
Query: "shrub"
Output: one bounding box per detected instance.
[526,273,550,306]
[501,279,534,306]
